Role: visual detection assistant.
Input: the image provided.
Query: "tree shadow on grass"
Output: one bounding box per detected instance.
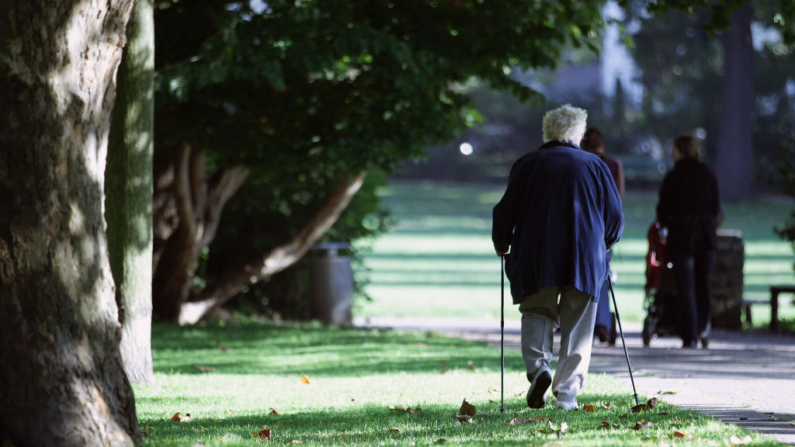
[151,322,527,377]
[137,396,775,447]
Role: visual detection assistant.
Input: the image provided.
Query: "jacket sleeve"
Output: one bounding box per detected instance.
[656,172,673,226]
[602,165,624,250]
[709,169,721,218]
[492,160,523,253]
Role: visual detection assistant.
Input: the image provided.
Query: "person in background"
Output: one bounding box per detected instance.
[580,128,625,343]
[492,105,624,410]
[656,135,721,348]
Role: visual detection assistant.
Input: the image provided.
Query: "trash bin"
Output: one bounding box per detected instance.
[309,242,353,325]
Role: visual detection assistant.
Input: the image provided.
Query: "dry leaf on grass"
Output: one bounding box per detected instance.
[169,412,182,421]
[251,429,272,439]
[600,403,611,409]
[583,403,595,412]
[631,398,658,413]
[459,399,477,416]
[300,375,311,384]
[559,422,569,433]
[389,427,401,433]
[270,408,279,415]
[291,440,301,444]
[598,421,620,429]
[194,365,216,373]
[487,386,498,394]
[218,345,230,352]
[144,426,155,430]
[657,390,676,395]
[179,413,193,423]
[435,439,446,444]
[672,430,691,439]
[632,420,655,430]
[453,414,473,422]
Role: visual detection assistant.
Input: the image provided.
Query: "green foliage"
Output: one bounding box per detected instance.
[626,2,795,164]
[153,0,607,316]
[765,139,795,269]
[627,0,795,45]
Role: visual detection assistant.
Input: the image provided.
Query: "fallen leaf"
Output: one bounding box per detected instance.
[600,403,612,409]
[459,399,477,416]
[435,439,446,444]
[507,416,551,426]
[351,398,355,402]
[389,427,401,433]
[291,441,301,444]
[559,422,569,433]
[583,403,595,412]
[301,375,311,384]
[453,414,473,422]
[170,412,182,421]
[633,421,654,430]
[218,345,230,352]
[270,408,279,415]
[631,404,647,413]
[657,390,676,395]
[252,429,272,439]
[673,431,691,439]
[487,386,498,394]
[199,425,207,431]
[180,413,193,423]
[647,398,658,409]
[194,365,216,373]
[144,426,155,430]
[659,412,670,416]
[441,360,448,365]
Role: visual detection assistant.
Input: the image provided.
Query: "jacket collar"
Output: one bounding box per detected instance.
[539,140,581,151]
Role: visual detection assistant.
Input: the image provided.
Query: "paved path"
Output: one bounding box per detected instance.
[355,317,795,445]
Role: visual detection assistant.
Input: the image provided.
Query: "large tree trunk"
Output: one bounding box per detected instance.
[152,147,248,321]
[0,1,141,446]
[716,0,755,202]
[178,171,367,325]
[106,0,156,385]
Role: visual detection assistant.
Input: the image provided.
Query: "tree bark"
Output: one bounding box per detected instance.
[179,171,367,325]
[152,147,249,321]
[716,0,755,202]
[106,0,156,385]
[0,1,140,446]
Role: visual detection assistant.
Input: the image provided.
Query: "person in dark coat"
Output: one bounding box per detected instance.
[492,104,624,410]
[580,128,625,343]
[656,135,721,348]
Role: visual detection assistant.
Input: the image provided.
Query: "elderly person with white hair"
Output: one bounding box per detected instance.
[492,104,624,410]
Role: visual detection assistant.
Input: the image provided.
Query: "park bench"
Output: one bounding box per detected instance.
[742,285,795,333]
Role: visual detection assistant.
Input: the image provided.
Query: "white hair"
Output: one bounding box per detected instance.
[542,104,588,144]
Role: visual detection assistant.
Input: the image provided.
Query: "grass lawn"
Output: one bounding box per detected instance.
[357,181,795,329]
[134,321,782,446]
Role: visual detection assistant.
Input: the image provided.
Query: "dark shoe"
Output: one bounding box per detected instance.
[701,337,709,349]
[594,325,609,343]
[526,367,552,409]
[682,339,698,349]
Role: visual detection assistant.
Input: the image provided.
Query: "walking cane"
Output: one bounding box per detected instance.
[607,274,640,407]
[500,254,506,413]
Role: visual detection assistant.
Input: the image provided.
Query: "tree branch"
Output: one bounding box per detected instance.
[178,171,367,325]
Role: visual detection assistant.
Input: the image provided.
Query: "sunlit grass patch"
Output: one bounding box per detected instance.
[135,321,782,446]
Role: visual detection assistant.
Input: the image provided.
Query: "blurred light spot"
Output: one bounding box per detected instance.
[460,142,473,156]
[695,128,707,139]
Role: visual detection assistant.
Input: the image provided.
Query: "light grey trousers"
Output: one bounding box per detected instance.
[519,286,598,402]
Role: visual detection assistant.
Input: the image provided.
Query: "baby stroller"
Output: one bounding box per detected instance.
[641,222,679,347]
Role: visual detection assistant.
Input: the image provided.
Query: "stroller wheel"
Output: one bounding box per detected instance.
[642,318,652,347]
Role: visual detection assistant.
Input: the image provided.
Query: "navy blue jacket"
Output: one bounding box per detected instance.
[492,141,625,304]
